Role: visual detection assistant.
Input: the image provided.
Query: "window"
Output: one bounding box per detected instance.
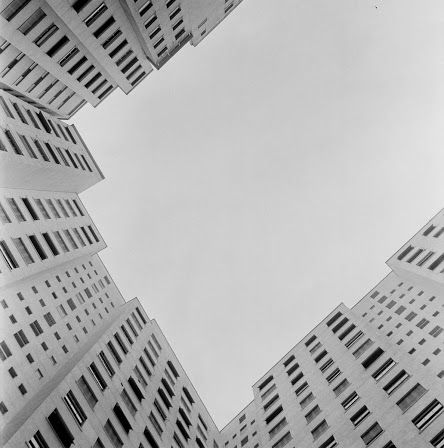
[314,350,327,363]
[0,240,19,269]
[283,354,295,367]
[291,372,304,385]
[346,330,364,348]
[27,431,50,448]
[305,405,321,423]
[341,391,359,411]
[42,232,59,256]
[107,341,122,364]
[305,334,317,346]
[144,427,160,448]
[272,431,292,448]
[128,376,144,402]
[353,339,374,358]
[12,237,34,265]
[121,388,137,416]
[14,329,29,347]
[89,362,107,391]
[361,422,383,446]
[104,419,123,448]
[64,390,87,425]
[430,428,444,448]
[362,347,384,369]
[430,326,444,338]
[28,235,47,260]
[338,323,356,340]
[47,408,74,448]
[351,405,370,427]
[333,379,350,397]
[77,375,97,408]
[150,411,163,435]
[0,340,12,360]
[372,358,396,381]
[30,320,44,336]
[326,368,341,383]
[397,383,427,412]
[99,350,115,377]
[318,436,338,448]
[295,381,308,396]
[84,3,107,27]
[412,399,444,430]
[311,420,328,440]
[168,360,179,378]
[383,370,410,395]
[300,392,315,409]
[269,417,287,439]
[332,317,349,333]
[265,405,283,425]
[264,394,279,412]
[113,403,132,433]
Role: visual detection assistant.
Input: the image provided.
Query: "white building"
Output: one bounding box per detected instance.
[0,0,245,118]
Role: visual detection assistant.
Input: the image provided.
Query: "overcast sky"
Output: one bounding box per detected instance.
[75,0,444,428]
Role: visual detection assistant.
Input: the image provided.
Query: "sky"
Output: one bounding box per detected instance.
[75,0,444,428]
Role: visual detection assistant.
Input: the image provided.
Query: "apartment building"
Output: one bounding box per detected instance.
[2,298,221,448]
[0,1,443,446]
[0,0,245,118]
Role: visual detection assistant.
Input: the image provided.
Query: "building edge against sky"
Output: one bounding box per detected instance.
[0,1,444,448]
[0,0,245,119]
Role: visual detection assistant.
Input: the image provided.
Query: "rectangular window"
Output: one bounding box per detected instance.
[326,368,341,383]
[362,347,384,369]
[341,391,359,411]
[77,375,98,408]
[272,431,292,448]
[28,235,47,260]
[42,232,59,256]
[350,405,370,427]
[295,381,308,396]
[7,198,25,221]
[121,388,137,416]
[0,202,11,223]
[99,350,115,377]
[372,358,396,381]
[12,237,34,265]
[114,332,128,354]
[305,405,321,424]
[346,332,364,349]
[84,3,107,27]
[0,241,15,269]
[47,408,74,448]
[27,431,50,448]
[353,338,374,358]
[265,405,283,425]
[64,390,87,425]
[0,340,12,360]
[397,383,427,412]
[144,427,160,448]
[104,419,123,448]
[383,370,410,395]
[311,420,328,440]
[300,392,315,409]
[107,341,122,364]
[412,399,444,431]
[128,376,144,402]
[14,329,29,347]
[113,403,132,433]
[35,199,50,219]
[89,362,107,391]
[333,379,350,397]
[361,422,383,446]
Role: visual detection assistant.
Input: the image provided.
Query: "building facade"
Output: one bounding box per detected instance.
[1,1,443,447]
[0,0,245,118]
